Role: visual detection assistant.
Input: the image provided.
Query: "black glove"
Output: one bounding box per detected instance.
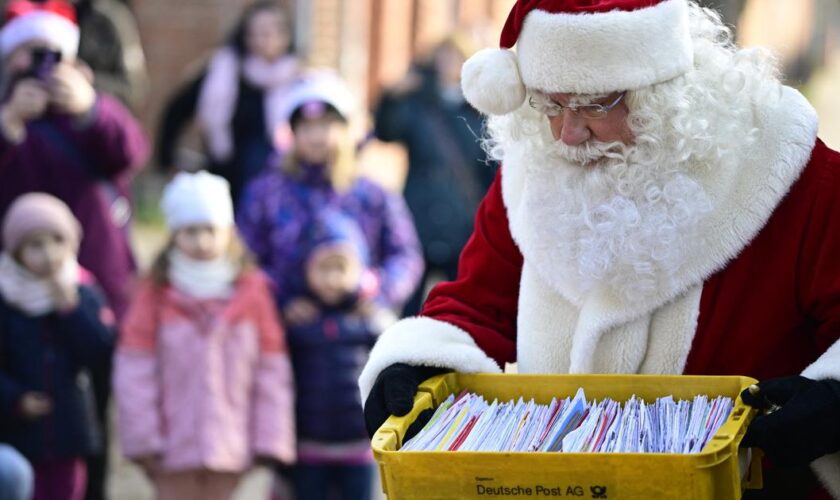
[363,363,449,439]
[740,376,840,467]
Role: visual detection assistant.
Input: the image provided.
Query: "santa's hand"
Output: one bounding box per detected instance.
[363,363,448,439]
[740,376,840,466]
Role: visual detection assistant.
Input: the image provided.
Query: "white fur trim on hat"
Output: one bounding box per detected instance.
[517,0,693,94]
[461,48,527,116]
[0,11,79,58]
[160,171,233,230]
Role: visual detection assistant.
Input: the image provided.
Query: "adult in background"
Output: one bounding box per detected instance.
[74,0,149,110]
[0,0,148,318]
[157,0,300,206]
[361,1,840,498]
[374,34,496,316]
[0,2,149,499]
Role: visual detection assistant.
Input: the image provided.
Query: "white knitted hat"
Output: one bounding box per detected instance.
[160,172,234,230]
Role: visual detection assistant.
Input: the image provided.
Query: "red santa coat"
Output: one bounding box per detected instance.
[360,87,840,496]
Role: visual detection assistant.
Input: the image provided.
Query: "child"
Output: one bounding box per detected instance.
[237,71,423,335]
[0,193,115,500]
[238,73,422,500]
[113,172,295,500]
[286,209,388,500]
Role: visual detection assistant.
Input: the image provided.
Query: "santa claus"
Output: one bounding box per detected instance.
[360,0,840,497]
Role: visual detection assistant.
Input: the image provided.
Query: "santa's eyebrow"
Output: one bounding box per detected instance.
[536,91,612,107]
[566,93,612,106]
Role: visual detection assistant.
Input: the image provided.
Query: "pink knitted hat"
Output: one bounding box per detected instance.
[2,193,82,252]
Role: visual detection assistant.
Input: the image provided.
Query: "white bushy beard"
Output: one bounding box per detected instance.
[503,116,714,302]
[486,5,783,302]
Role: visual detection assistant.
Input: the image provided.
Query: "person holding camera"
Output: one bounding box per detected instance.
[0,0,148,319]
[0,2,149,499]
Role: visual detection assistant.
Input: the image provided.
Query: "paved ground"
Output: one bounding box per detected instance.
[107,436,386,499]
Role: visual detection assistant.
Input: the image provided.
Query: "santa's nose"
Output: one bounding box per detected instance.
[550,111,591,145]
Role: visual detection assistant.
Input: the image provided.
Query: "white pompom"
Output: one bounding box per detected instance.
[461,48,526,116]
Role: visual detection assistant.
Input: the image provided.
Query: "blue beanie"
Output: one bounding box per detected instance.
[304,209,370,266]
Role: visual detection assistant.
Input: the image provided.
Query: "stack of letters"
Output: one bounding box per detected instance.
[400,388,733,453]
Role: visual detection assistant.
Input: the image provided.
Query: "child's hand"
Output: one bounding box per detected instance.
[134,455,162,478]
[283,298,319,326]
[19,392,52,419]
[49,280,79,313]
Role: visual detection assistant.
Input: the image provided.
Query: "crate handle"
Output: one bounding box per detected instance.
[374,392,436,450]
[417,373,454,406]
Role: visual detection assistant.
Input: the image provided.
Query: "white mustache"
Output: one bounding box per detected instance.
[547,140,627,166]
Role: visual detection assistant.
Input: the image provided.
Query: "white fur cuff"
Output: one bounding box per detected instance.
[802,340,840,498]
[358,316,501,403]
[811,453,840,499]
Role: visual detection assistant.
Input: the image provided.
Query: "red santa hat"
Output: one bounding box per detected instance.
[0,0,79,58]
[462,0,694,115]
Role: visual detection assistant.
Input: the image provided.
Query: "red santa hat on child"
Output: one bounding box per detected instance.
[0,0,79,59]
[462,0,694,115]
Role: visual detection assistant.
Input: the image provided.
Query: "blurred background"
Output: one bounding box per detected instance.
[100,0,840,217]
[0,0,837,498]
[133,2,840,497]
[103,0,840,497]
[130,0,838,250]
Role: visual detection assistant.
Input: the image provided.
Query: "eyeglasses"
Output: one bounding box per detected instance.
[528,91,626,120]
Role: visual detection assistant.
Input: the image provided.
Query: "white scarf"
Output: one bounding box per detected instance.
[197,47,300,162]
[167,250,237,300]
[0,253,80,316]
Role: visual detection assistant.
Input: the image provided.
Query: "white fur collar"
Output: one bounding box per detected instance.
[502,86,818,330]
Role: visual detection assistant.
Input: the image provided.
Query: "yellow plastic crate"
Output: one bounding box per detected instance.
[372,373,762,499]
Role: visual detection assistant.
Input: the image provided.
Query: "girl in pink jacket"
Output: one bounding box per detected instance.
[114,172,295,500]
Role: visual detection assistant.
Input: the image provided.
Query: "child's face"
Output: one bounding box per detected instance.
[16,230,72,278]
[305,244,363,305]
[293,115,345,165]
[173,225,232,261]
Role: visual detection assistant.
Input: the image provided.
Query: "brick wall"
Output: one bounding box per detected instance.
[133,0,510,153]
[133,0,260,158]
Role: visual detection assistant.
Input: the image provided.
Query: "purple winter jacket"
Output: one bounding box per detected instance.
[0,95,149,319]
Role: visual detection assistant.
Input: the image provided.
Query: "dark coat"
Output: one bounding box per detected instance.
[0,286,115,463]
[76,0,148,109]
[0,96,150,320]
[156,72,276,207]
[374,66,497,267]
[287,311,376,443]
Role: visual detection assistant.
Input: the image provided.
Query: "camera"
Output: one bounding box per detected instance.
[27,47,62,80]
